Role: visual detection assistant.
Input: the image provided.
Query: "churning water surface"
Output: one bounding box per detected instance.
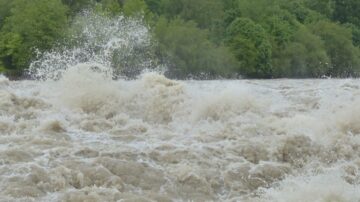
[1,12,360,202]
[1,72,360,202]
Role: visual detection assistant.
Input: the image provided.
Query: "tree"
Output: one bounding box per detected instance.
[332,0,360,26]
[159,0,224,31]
[144,0,164,15]
[272,26,330,77]
[0,0,68,73]
[0,0,13,29]
[303,0,334,19]
[123,0,148,16]
[154,17,237,78]
[263,15,297,47]
[96,0,122,16]
[226,17,272,78]
[281,0,325,24]
[345,23,360,47]
[311,21,360,77]
[61,0,95,15]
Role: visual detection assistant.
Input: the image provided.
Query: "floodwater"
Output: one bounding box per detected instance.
[1,12,360,202]
[1,68,360,201]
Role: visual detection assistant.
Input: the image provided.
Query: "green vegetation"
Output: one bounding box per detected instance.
[0,0,359,78]
[0,0,68,75]
[155,17,236,78]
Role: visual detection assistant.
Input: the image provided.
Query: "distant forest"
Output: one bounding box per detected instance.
[0,0,359,78]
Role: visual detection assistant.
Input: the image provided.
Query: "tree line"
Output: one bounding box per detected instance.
[0,0,359,78]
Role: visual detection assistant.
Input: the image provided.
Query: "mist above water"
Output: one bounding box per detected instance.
[1,12,360,202]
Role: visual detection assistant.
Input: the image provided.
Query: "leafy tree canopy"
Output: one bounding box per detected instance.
[0,0,359,78]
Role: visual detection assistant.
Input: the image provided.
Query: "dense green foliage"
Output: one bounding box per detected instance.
[155,17,236,78]
[0,0,359,78]
[0,0,68,76]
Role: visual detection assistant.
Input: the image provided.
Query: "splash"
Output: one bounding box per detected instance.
[0,74,9,86]
[28,11,156,81]
[257,166,360,202]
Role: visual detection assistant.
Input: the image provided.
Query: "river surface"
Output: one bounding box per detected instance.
[1,68,360,201]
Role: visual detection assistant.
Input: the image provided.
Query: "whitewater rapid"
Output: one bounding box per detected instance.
[1,67,360,201]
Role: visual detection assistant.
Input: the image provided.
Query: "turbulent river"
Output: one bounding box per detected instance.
[1,71,360,202]
[1,12,360,202]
